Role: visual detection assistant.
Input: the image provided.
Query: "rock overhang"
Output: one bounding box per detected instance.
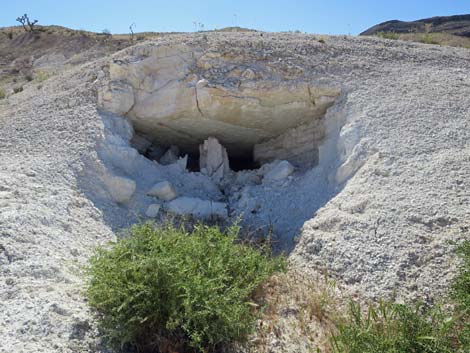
[98,44,340,163]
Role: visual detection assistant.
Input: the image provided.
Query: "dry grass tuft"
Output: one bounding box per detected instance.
[246,268,346,353]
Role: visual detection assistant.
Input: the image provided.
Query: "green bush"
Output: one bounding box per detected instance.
[0,88,5,99]
[420,33,439,45]
[85,222,285,353]
[331,300,457,353]
[377,31,399,40]
[331,239,470,353]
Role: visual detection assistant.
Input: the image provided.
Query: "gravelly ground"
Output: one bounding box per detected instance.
[0,32,469,352]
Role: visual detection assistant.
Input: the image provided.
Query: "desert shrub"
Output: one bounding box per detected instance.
[0,88,5,99]
[25,73,33,81]
[377,31,399,40]
[419,33,439,45]
[13,86,23,94]
[35,70,50,83]
[85,222,285,353]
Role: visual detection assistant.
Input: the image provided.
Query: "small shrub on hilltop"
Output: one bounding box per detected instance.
[419,33,439,45]
[85,222,285,353]
[377,31,399,40]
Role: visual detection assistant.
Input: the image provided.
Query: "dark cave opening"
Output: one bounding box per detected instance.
[228,152,260,171]
[138,139,261,173]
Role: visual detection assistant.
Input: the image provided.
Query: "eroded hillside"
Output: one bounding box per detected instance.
[0,30,469,352]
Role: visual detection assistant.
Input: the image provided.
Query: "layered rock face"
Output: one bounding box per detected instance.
[98,44,339,164]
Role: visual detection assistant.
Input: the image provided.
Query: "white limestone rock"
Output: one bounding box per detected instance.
[98,81,134,116]
[166,196,228,219]
[145,204,161,218]
[263,160,295,182]
[103,174,136,203]
[199,137,230,182]
[98,44,340,155]
[176,154,188,171]
[147,181,177,201]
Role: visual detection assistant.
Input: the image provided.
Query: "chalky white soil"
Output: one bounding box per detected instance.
[0,32,469,352]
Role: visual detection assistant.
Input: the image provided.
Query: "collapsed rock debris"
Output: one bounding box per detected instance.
[96,44,346,244]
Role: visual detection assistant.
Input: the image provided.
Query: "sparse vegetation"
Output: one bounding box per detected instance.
[377,31,399,40]
[331,301,458,353]
[419,33,439,45]
[16,14,38,32]
[251,270,342,352]
[85,222,285,353]
[372,31,470,48]
[35,70,51,83]
[0,88,5,99]
[13,86,23,94]
[451,240,470,348]
[129,23,136,41]
[330,239,470,353]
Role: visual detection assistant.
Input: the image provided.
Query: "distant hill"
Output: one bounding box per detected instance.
[361,14,470,37]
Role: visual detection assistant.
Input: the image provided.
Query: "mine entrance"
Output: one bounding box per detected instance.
[228,153,260,171]
[137,136,262,173]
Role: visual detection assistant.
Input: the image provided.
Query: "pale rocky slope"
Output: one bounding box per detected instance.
[0,31,469,352]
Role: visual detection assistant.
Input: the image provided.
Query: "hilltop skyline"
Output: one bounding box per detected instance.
[1,0,469,35]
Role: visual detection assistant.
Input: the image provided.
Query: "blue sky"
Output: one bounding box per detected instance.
[1,0,468,35]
